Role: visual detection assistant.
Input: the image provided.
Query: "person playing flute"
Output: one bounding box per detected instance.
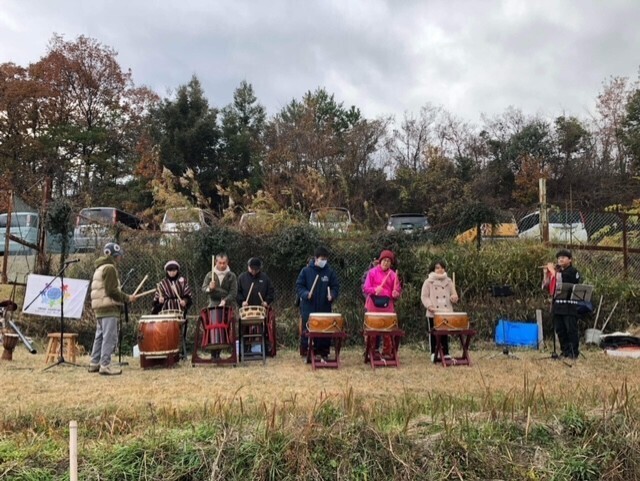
[542,249,582,359]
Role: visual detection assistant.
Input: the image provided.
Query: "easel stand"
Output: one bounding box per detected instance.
[487,285,519,360]
[21,262,80,370]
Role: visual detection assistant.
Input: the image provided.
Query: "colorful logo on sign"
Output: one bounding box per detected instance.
[40,283,71,307]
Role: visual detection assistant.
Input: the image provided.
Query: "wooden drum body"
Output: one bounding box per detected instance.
[364,312,398,331]
[138,313,183,358]
[201,307,233,350]
[239,306,267,324]
[307,312,344,333]
[1,332,19,361]
[433,312,469,331]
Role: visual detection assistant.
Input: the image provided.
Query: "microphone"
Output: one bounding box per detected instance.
[63,259,80,264]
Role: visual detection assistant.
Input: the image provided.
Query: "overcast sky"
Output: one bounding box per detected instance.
[1,0,639,123]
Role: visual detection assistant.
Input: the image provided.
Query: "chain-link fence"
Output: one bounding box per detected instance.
[4,205,640,353]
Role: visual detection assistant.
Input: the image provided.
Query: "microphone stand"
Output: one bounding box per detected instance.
[116,268,135,367]
[31,260,80,370]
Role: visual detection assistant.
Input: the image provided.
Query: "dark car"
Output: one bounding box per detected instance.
[386,213,430,233]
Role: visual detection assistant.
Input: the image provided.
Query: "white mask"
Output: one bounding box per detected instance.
[316,259,327,268]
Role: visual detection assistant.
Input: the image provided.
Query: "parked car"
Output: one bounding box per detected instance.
[309,207,352,233]
[517,210,588,243]
[73,207,143,252]
[386,213,430,233]
[0,212,72,255]
[161,207,215,234]
[238,211,275,230]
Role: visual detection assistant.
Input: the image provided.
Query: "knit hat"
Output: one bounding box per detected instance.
[164,260,180,271]
[248,257,262,269]
[556,249,572,259]
[103,242,123,257]
[378,250,395,263]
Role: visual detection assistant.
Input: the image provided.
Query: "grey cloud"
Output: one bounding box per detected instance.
[1,0,638,124]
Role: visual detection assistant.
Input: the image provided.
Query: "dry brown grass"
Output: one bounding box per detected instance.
[3,343,638,418]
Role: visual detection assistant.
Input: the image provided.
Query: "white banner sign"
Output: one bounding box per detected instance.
[22,274,90,319]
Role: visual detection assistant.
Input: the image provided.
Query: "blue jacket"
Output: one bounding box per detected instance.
[296,260,340,318]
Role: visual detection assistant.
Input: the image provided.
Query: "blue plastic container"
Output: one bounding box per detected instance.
[495,319,538,348]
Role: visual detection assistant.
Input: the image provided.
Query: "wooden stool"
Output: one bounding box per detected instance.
[45,332,79,364]
[238,316,266,365]
[430,328,477,367]
[363,328,405,369]
[304,331,348,369]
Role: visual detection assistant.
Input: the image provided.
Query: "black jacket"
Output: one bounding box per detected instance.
[553,264,581,315]
[237,271,275,306]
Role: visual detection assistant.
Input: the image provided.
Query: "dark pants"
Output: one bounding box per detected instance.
[554,313,579,358]
[300,314,331,355]
[428,317,449,359]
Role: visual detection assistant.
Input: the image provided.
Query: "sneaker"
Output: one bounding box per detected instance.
[99,365,122,376]
[88,364,100,373]
[320,356,328,364]
[444,354,452,360]
[430,354,436,363]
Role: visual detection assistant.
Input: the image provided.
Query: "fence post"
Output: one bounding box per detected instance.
[622,213,628,278]
[538,178,549,244]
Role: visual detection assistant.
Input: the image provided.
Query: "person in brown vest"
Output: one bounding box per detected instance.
[88,242,137,375]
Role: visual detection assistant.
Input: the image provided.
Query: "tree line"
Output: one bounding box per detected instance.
[1,34,639,229]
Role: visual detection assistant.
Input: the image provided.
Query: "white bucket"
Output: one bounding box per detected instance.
[585,328,602,345]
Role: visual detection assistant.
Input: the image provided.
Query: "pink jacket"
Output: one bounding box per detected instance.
[363,265,402,312]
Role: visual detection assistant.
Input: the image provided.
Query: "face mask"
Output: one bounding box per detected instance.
[316,259,327,268]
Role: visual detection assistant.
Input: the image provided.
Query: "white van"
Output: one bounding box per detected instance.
[309,207,352,233]
[161,207,214,234]
[517,210,588,243]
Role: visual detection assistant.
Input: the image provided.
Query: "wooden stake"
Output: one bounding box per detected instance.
[69,420,78,481]
[132,274,148,296]
[593,295,603,329]
[600,301,618,332]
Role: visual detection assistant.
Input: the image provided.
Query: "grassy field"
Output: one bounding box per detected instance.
[1,342,640,480]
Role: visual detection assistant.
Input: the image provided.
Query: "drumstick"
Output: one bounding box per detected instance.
[309,275,319,298]
[327,286,331,299]
[380,270,392,288]
[211,256,215,277]
[258,292,265,304]
[137,288,157,298]
[132,274,148,296]
[246,282,255,302]
[452,272,456,289]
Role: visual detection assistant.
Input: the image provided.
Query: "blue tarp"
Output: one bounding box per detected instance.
[495,319,538,348]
